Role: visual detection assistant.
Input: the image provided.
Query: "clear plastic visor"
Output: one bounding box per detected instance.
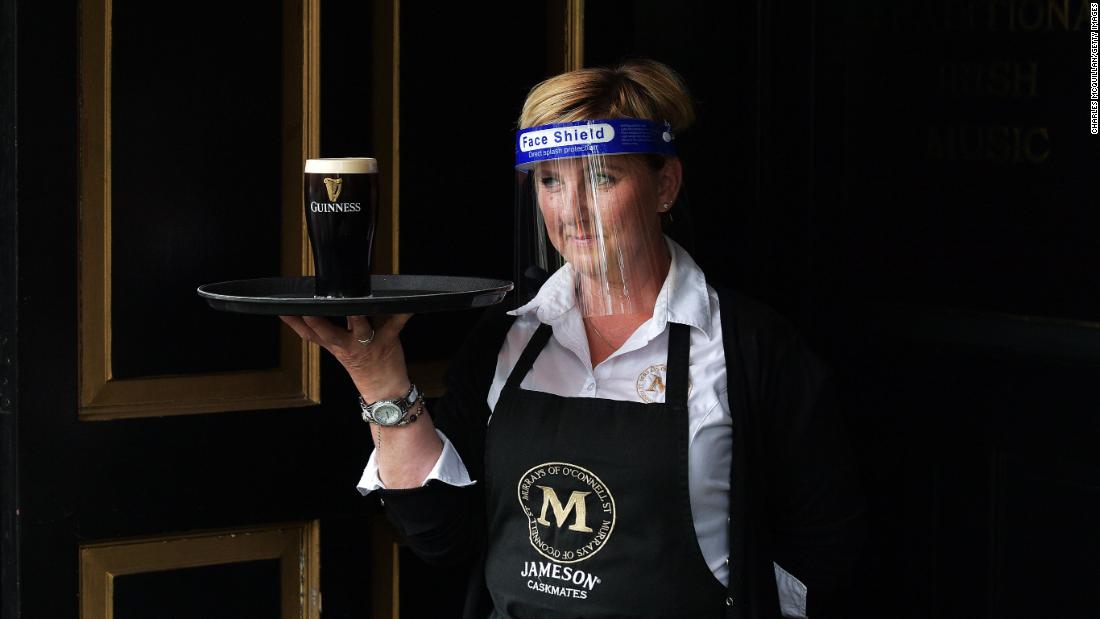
[516,153,672,318]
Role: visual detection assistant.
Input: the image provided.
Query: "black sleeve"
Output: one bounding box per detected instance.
[756,318,868,619]
[374,304,516,568]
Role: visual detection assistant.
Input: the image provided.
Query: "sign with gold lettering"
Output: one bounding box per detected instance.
[838,0,1100,321]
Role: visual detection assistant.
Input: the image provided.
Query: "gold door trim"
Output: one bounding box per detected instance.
[77,0,321,420]
[367,6,406,611]
[377,0,447,397]
[372,514,402,619]
[80,521,320,619]
[372,0,400,277]
[547,0,585,74]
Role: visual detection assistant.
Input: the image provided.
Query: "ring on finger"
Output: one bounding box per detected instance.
[357,328,376,346]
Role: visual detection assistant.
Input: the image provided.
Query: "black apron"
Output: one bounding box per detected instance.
[484,321,728,618]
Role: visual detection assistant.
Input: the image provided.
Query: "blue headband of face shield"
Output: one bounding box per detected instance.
[515,118,676,171]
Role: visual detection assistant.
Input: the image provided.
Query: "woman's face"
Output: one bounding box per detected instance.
[533,155,679,280]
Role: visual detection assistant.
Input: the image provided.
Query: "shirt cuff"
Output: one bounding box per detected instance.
[774,562,808,619]
[356,428,477,495]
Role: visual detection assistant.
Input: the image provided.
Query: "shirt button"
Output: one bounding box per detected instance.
[726,596,734,606]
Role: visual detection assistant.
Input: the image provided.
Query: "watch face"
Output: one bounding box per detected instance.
[374,402,403,425]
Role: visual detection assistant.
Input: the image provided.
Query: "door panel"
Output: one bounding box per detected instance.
[78,0,320,421]
[108,1,284,379]
[10,1,382,617]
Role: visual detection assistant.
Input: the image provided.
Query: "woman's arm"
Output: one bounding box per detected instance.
[372,305,517,567]
[279,314,445,488]
[280,306,514,567]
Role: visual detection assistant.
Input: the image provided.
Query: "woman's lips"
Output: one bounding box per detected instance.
[567,228,599,241]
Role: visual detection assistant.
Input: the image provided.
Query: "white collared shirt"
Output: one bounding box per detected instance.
[359,236,806,618]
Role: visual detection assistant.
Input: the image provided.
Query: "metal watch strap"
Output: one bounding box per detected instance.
[359,383,421,426]
[371,400,422,452]
[364,397,425,428]
[365,391,425,455]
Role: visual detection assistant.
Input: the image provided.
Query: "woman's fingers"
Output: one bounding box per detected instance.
[301,315,349,347]
[347,315,375,344]
[279,315,320,343]
[347,314,412,344]
[281,314,412,359]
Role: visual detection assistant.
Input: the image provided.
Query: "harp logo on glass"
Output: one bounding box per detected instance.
[323,177,343,202]
[519,123,616,152]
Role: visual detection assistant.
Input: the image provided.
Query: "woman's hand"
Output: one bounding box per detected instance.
[278,314,414,401]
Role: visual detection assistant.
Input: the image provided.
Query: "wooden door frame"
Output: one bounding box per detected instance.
[76,0,322,421]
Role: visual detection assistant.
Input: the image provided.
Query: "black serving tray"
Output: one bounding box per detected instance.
[197,275,513,316]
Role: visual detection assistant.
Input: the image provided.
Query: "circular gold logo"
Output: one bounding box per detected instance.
[517,462,616,564]
[635,363,692,403]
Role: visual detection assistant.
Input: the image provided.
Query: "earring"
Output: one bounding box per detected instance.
[660,202,674,223]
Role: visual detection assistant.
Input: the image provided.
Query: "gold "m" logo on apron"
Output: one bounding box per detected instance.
[518,462,615,563]
[535,486,594,532]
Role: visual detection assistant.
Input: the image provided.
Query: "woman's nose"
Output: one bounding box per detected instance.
[563,182,593,215]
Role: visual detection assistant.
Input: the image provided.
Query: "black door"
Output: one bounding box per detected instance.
[3,2,391,617]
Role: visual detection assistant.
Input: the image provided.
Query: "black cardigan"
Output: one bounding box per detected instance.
[376,284,867,619]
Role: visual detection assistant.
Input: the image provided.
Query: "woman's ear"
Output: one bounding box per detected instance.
[656,157,683,208]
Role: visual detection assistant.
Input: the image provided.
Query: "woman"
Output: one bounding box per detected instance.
[281,59,865,619]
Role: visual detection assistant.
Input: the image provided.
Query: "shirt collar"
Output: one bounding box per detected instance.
[509,235,713,338]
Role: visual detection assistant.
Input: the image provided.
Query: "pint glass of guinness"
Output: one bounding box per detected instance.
[304,158,379,297]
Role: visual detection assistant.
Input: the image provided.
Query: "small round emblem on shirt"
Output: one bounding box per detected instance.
[517,462,616,564]
[635,363,692,403]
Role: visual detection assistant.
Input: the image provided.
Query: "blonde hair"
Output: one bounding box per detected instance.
[518,59,696,135]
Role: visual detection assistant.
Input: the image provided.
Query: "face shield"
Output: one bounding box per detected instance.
[514,119,678,317]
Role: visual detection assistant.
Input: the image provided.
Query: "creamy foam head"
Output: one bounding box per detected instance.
[304,157,378,174]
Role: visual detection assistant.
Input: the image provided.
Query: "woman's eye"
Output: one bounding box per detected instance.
[539,176,562,190]
[592,173,615,188]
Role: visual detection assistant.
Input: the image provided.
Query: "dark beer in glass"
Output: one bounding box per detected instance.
[304,158,379,297]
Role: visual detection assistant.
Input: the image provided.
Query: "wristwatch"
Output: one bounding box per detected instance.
[359,384,421,427]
